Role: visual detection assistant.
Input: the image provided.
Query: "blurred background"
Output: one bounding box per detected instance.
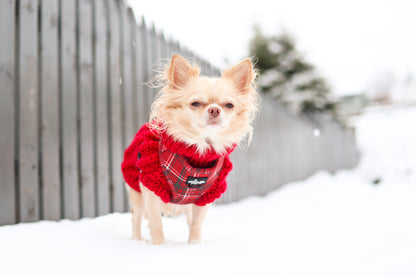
[129,0,416,107]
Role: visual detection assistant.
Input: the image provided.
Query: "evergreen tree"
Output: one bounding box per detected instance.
[249,26,336,115]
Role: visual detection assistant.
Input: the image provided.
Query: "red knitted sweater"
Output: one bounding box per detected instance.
[121,123,235,206]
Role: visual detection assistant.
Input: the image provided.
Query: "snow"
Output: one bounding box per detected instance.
[1,105,416,277]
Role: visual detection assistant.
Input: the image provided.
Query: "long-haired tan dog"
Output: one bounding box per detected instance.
[123,55,259,244]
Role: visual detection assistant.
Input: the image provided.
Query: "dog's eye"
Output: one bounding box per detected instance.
[224,103,234,109]
[191,101,202,107]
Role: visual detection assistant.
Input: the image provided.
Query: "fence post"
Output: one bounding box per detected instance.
[159,32,169,59]
[18,0,40,223]
[128,8,139,132]
[146,23,157,109]
[40,0,61,220]
[94,0,111,216]
[78,0,96,218]
[134,18,145,128]
[108,0,125,213]
[0,0,17,225]
[120,3,135,212]
[60,0,80,220]
[139,17,151,124]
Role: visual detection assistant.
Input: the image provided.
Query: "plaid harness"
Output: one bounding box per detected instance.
[158,140,224,204]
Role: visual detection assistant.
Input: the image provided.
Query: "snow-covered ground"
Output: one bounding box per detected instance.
[1,105,415,277]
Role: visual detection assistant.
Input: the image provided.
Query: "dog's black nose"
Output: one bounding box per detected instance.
[208,107,220,118]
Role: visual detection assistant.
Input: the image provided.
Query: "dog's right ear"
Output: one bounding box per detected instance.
[168,55,200,89]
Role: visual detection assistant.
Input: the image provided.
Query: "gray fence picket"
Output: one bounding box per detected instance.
[121,5,134,150]
[140,18,151,121]
[108,0,125,213]
[135,20,146,129]
[78,0,96,217]
[18,0,40,223]
[94,0,110,216]
[0,0,16,225]
[145,23,155,108]
[120,4,134,212]
[60,0,80,220]
[149,24,160,105]
[40,0,61,220]
[128,8,139,132]
[159,33,169,59]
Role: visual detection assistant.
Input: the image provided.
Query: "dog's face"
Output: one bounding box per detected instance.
[151,55,259,154]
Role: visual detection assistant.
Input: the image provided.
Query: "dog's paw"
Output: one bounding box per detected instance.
[151,238,164,245]
[132,234,143,241]
[188,228,202,244]
[150,232,165,245]
[188,232,202,244]
[188,238,202,244]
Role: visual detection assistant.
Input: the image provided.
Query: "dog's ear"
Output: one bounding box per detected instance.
[223,59,254,93]
[168,55,199,89]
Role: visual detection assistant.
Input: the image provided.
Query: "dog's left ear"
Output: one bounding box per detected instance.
[223,59,254,93]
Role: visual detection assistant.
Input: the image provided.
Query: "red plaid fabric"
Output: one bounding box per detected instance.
[159,140,224,204]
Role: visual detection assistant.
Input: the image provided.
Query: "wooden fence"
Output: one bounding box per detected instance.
[0,0,359,225]
[0,0,217,225]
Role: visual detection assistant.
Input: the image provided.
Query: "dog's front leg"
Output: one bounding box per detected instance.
[141,185,165,245]
[188,204,211,243]
[128,187,144,240]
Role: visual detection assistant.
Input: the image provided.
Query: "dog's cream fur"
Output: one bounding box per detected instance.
[128,55,259,244]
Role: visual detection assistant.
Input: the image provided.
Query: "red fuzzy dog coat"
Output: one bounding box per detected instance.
[121,123,235,206]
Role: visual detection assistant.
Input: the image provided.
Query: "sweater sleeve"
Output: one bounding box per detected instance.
[121,126,147,192]
[194,155,233,206]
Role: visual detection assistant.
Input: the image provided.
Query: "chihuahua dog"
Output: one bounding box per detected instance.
[122,55,259,244]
